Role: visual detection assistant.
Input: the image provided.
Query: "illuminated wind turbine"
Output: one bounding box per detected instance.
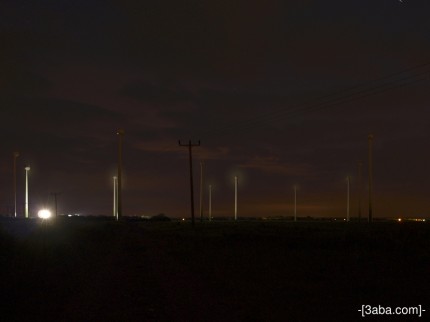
[13,152,19,217]
[208,184,212,221]
[234,176,238,221]
[113,176,118,219]
[294,185,297,222]
[117,129,124,220]
[25,166,30,218]
[346,176,350,222]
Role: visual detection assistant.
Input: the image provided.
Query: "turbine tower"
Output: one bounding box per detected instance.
[368,134,374,223]
[25,166,30,218]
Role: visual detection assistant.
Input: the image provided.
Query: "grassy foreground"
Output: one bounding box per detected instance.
[1,219,429,321]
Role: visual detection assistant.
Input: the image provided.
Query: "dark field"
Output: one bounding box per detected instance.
[1,218,429,321]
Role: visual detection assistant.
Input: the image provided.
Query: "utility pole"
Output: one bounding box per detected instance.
[199,161,204,222]
[357,161,362,222]
[117,130,124,220]
[368,134,373,223]
[13,152,19,218]
[179,140,200,227]
[51,192,61,218]
[346,176,350,222]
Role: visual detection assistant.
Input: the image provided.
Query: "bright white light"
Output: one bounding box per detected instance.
[38,209,52,219]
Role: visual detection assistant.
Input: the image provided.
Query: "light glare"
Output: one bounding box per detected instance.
[38,209,52,219]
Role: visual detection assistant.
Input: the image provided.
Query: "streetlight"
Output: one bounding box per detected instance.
[13,152,19,217]
[25,166,30,218]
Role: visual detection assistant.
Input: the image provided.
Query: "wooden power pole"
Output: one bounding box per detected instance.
[179,140,200,227]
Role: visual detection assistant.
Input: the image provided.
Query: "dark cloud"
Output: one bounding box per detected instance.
[0,96,124,131]
[0,70,51,95]
[1,0,430,217]
[120,80,191,106]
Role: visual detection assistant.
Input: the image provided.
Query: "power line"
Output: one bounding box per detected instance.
[153,61,430,153]
[199,66,430,141]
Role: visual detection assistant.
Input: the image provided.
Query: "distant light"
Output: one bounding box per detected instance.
[68,214,72,217]
[182,218,185,221]
[398,218,402,222]
[38,209,52,219]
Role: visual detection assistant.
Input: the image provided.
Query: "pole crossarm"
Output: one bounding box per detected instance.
[178,140,200,147]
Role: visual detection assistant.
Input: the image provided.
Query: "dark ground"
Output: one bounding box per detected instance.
[0,218,429,321]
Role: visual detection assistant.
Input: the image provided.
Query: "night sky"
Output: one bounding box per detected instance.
[1,0,430,218]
